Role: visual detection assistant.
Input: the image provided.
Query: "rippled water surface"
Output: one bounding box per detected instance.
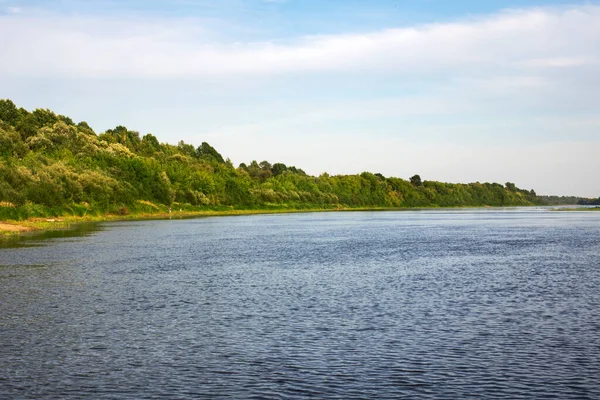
[1,209,600,399]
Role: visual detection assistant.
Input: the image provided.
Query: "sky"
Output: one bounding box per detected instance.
[0,0,599,197]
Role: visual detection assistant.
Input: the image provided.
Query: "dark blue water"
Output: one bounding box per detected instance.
[1,209,600,399]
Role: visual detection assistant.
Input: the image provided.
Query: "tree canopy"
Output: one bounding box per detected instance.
[0,99,546,220]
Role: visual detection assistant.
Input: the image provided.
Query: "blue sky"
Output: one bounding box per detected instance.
[1,0,599,196]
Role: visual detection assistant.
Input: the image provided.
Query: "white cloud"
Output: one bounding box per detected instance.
[0,5,598,77]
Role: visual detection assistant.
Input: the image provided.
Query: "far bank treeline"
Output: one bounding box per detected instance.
[0,99,547,219]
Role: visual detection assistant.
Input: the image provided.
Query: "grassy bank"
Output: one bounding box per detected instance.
[0,201,399,236]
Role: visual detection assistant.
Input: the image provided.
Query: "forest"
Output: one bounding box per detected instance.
[0,99,549,220]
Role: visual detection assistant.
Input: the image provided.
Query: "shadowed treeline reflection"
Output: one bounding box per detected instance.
[1,222,103,249]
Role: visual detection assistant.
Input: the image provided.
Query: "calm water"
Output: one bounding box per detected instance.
[1,209,600,399]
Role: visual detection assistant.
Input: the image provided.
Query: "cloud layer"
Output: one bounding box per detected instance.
[0,5,598,77]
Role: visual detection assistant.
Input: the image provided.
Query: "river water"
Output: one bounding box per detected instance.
[1,209,600,399]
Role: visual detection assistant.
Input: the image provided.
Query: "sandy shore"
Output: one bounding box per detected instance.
[0,222,34,232]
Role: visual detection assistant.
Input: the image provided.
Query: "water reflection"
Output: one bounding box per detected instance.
[0,222,104,249]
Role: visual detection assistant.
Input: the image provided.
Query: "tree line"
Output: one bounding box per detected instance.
[0,99,549,219]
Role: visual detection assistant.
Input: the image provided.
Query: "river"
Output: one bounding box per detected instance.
[1,208,599,398]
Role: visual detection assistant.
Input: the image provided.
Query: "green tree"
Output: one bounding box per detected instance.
[0,99,20,125]
[177,140,196,157]
[32,108,59,128]
[410,174,422,187]
[196,142,225,163]
[140,133,161,155]
[271,163,287,176]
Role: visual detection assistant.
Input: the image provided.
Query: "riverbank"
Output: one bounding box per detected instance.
[552,206,600,211]
[4,204,589,237]
[0,222,34,232]
[0,206,383,236]
[0,204,507,236]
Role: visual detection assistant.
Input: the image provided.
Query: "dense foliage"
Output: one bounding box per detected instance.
[537,195,588,206]
[578,197,600,206]
[1,99,543,220]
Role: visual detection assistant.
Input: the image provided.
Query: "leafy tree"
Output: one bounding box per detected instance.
[16,114,39,140]
[100,126,141,151]
[177,140,196,157]
[32,108,59,128]
[259,160,272,171]
[410,174,422,187]
[271,163,287,176]
[0,99,20,125]
[77,121,96,135]
[140,133,161,155]
[196,141,225,163]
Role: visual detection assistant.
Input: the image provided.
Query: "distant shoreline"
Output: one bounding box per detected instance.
[2,204,588,237]
[551,206,600,212]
